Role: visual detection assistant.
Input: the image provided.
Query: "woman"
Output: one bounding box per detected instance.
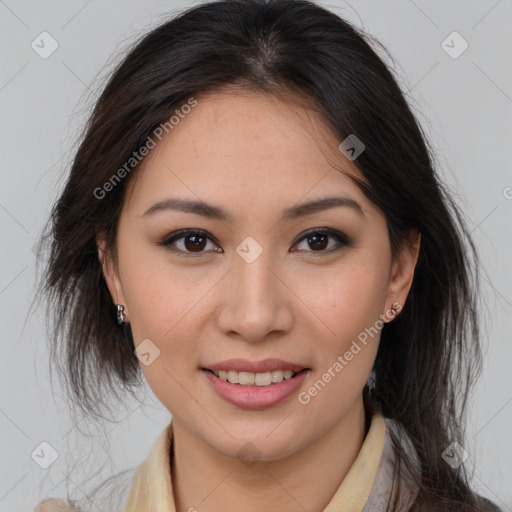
[33,0,501,510]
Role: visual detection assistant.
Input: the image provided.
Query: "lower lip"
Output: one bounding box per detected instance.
[202,368,309,410]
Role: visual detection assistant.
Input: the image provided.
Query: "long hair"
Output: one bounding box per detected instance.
[37,0,500,509]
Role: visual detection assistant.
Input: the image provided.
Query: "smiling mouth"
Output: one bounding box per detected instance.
[203,368,309,387]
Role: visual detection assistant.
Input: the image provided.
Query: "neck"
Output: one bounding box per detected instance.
[170,397,368,512]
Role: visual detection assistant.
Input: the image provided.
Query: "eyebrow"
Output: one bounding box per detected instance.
[142,196,365,221]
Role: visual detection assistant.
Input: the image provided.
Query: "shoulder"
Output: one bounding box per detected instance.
[365,418,504,512]
[363,417,419,511]
[33,468,136,512]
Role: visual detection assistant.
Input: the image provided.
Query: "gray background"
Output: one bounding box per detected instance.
[0,0,511,510]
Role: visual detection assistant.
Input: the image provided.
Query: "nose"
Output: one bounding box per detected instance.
[216,245,293,343]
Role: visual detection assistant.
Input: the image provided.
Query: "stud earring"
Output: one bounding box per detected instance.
[116,304,128,325]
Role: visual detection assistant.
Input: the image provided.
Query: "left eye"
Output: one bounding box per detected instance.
[292,229,352,253]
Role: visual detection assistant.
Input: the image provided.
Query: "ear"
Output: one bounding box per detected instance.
[384,228,421,319]
[96,234,128,316]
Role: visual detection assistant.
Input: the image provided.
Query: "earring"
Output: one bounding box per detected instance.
[116,304,128,325]
[390,301,402,317]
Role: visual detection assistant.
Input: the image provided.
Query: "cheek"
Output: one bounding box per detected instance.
[302,276,384,413]
[116,246,210,410]
[310,262,389,341]
[118,238,203,340]
[120,250,206,412]
[301,261,387,395]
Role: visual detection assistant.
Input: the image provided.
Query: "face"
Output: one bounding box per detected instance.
[99,88,419,461]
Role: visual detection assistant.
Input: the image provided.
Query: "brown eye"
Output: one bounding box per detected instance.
[292,228,353,253]
[183,233,207,252]
[306,232,329,251]
[159,229,221,254]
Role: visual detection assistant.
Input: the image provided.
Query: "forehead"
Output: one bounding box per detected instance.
[125,88,369,214]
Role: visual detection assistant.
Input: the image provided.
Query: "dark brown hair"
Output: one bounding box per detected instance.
[36,0,500,510]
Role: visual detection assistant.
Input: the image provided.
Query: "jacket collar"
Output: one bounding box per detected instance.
[126,412,389,512]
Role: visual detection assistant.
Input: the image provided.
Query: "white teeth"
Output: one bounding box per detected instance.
[254,372,272,386]
[211,369,299,386]
[238,371,255,385]
[271,370,284,383]
[227,370,239,383]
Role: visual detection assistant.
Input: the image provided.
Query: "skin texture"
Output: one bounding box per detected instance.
[98,88,420,512]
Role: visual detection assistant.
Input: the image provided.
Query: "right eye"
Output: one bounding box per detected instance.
[158,229,223,255]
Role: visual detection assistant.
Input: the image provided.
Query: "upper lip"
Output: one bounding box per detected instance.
[203,358,308,373]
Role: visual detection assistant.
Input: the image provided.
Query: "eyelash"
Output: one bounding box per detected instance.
[158,228,354,256]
